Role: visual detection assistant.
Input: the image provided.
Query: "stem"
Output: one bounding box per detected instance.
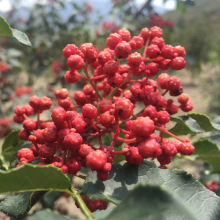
[155,126,184,142]
[143,38,150,58]
[176,154,195,162]
[162,89,169,96]
[107,71,131,98]
[71,188,97,220]
[37,110,40,129]
[83,62,102,100]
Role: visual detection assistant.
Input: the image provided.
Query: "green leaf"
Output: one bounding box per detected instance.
[169,113,220,136]
[25,209,78,220]
[41,191,62,209]
[83,160,220,220]
[0,192,33,218]
[0,16,31,46]
[0,16,13,37]
[193,137,220,172]
[105,184,197,220]
[177,0,187,13]
[0,164,72,194]
[1,130,25,164]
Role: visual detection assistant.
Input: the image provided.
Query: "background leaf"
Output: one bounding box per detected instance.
[0,15,31,46]
[82,160,220,220]
[169,113,220,136]
[1,130,24,164]
[0,164,72,194]
[193,137,220,172]
[105,184,197,220]
[0,192,33,218]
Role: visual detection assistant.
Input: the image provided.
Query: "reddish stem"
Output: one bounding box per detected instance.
[162,89,169,96]
[90,74,107,81]
[143,38,150,58]
[83,62,102,99]
[155,126,184,142]
[117,58,120,66]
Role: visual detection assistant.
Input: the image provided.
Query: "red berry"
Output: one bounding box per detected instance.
[17,148,34,161]
[98,50,113,66]
[138,138,162,158]
[15,106,24,115]
[29,95,40,110]
[106,33,122,50]
[161,45,175,59]
[146,44,160,59]
[39,96,52,111]
[157,111,170,124]
[18,129,30,140]
[131,117,155,138]
[130,36,144,50]
[97,171,109,181]
[127,52,142,68]
[143,105,158,119]
[38,144,56,158]
[98,99,113,113]
[174,46,186,57]
[73,91,87,106]
[51,107,66,125]
[86,150,107,171]
[64,70,80,83]
[118,28,131,42]
[72,117,89,133]
[63,44,78,59]
[151,37,165,49]
[167,76,181,92]
[63,132,83,150]
[82,104,97,119]
[180,101,193,112]
[23,119,36,132]
[103,60,118,76]
[150,26,163,39]
[23,105,34,116]
[177,142,195,155]
[157,73,170,89]
[67,54,84,70]
[145,62,159,77]
[65,157,81,174]
[114,41,131,59]
[98,111,115,127]
[125,147,143,165]
[178,93,189,104]
[115,98,133,120]
[162,139,177,156]
[78,144,93,158]
[170,57,186,70]
[140,28,151,42]
[43,126,57,143]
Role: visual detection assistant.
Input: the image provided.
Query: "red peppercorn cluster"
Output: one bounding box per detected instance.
[75,196,108,212]
[0,118,12,138]
[14,26,195,182]
[205,181,220,192]
[147,13,174,28]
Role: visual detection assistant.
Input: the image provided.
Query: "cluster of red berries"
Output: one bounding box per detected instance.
[14,26,195,183]
[0,118,12,138]
[205,181,220,192]
[14,86,32,97]
[147,13,174,28]
[75,196,108,212]
[0,61,8,73]
[50,61,67,79]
